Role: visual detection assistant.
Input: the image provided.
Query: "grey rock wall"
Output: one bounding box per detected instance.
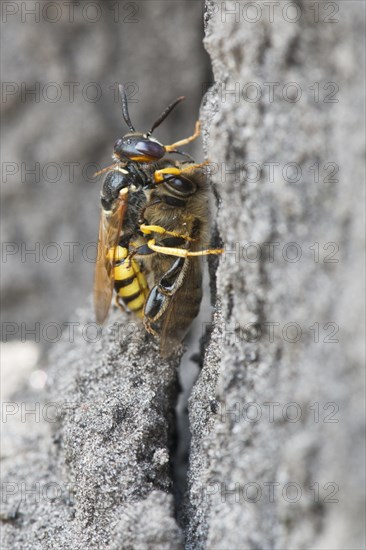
[1,1,365,549]
[1,309,184,549]
[185,1,365,548]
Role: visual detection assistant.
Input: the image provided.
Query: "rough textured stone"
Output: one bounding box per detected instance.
[1,308,183,549]
[1,1,365,549]
[185,1,365,549]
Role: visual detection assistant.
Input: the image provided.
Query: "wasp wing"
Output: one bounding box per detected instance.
[94,189,128,324]
[158,257,203,358]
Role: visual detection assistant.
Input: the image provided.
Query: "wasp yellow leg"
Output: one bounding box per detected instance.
[176,161,210,174]
[165,121,200,152]
[147,239,224,257]
[153,161,210,184]
[140,224,195,242]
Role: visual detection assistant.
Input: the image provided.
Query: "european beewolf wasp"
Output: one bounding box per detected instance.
[94,85,222,356]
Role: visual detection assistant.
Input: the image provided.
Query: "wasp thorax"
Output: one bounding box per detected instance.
[114,134,165,162]
[101,170,129,210]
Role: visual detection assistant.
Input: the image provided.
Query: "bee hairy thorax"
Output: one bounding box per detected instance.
[146,177,209,246]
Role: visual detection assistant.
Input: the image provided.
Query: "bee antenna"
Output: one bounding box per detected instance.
[119,84,135,132]
[147,96,185,136]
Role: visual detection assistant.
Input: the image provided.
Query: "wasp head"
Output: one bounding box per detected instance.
[115,84,185,163]
[113,133,165,163]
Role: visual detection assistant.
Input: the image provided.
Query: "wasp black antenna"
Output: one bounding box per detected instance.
[147,96,185,136]
[119,84,135,132]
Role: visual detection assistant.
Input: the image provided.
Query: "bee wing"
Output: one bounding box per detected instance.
[159,257,203,358]
[94,189,128,324]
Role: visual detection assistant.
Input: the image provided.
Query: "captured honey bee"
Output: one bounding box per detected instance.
[131,161,222,357]
[94,85,222,356]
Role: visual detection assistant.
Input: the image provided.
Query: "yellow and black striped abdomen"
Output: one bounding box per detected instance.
[110,246,148,317]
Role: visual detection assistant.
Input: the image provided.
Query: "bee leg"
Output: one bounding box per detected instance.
[144,318,159,338]
[146,239,223,257]
[144,257,188,326]
[140,224,195,242]
[158,256,188,296]
[165,121,200,151]
[143,289,170,334]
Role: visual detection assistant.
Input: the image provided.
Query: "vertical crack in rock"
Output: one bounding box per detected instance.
[172,344,198,517]
[172,264,216,524]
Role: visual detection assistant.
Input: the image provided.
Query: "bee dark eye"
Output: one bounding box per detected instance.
[164,176,196,196]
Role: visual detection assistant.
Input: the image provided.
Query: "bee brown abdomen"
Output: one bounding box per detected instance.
[144,257,203,354]
[161,282,202,357]
[112,246,148,317]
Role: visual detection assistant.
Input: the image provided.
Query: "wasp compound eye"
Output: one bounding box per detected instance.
[113,136,165,162]
[114,138,123,148]
[135,140,165,159]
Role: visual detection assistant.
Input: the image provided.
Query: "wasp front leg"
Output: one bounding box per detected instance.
[139,224,195,242]
[138,221,223,258]
[146,239,223,257]
[164,121,201,152]
[152,161,209,185]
